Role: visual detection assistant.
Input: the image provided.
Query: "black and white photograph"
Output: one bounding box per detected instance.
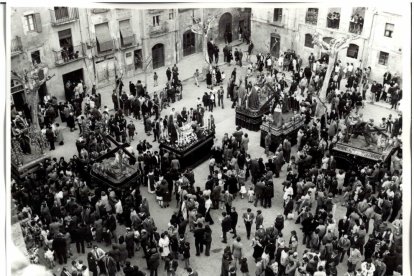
[4,2,412,276]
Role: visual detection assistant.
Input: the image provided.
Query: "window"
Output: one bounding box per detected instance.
[24,13,42,33]
[95,23,113,53]
[346,44,359,59]
[54,7,69,20]
[58,28,73,48]
[153,15,160,26]
[327,8,341,29]
[384,23,394,38]
[378,51,389,65]
[305,8,318,25]
[25,14,35,31]
[304,34,314,48]
[31,50,41,65]
[119,19,134,47]
[273,8,282,22]
[169,9,174,20]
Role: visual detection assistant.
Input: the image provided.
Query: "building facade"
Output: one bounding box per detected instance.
[10,7,251,107]
[250,7,403,83]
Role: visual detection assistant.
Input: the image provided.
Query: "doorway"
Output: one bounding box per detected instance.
[62,68,84,100]
[11,79,26,110]
[183,30,196,56]
[270,33,280,57]
[152,43,165,69]
[134,49,143,70]
[219,12,232,43]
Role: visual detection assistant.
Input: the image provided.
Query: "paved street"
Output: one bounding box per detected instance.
[39,46,402,276]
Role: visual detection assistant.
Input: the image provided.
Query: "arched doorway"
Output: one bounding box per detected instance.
[270,33,280,57]
[152,43,165,69]
[183,30,196,57]
[219,12,232,43]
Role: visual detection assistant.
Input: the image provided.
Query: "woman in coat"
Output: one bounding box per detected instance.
[66,112,76,131]
[158,232,171,259]
[231,237,243,266]
[105,253,118,276]
[283,195,294,218]
[118,236,129,266]
[87,252,98,276]
[206,71,212,89]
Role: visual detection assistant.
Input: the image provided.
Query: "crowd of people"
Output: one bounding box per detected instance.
[10,28,404,276]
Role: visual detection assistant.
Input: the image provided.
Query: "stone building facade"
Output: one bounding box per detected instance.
[10,7,251,105]
[250,6,403,83]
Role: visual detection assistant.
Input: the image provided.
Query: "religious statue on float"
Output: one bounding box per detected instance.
[246,86,260,110]
[272,101,283,127]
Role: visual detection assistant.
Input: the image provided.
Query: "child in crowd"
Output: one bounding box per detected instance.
[44,247,55,269]
[247,186,255,203]
[240,257,249,276]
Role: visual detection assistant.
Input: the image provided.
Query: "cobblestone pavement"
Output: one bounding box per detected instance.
[39,45,400,275]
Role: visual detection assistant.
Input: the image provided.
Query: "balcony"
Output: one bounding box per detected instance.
[148,9,162,14]
[53,44,85,66]
[118,34,137,50]
[50,7,79,26]
[91,8,109,14]
[305,9,318,25]
[349,21,363,35]
[149,22,169,37]
[11,36,23,57]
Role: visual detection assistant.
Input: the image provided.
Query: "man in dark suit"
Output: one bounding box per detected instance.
[193,222,205,255]
[153,119,160,142]
[229,207,238,238]
[383,71,392,85]
[207,39,214,63]
[221,212,232,243]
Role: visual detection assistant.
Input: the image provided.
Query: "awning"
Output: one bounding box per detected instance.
[119,20,134,46]
[95,23,113,52]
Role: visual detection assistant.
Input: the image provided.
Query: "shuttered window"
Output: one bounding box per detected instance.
[119,19,134,46]
[95,23,113,52]
[24,13,41,32]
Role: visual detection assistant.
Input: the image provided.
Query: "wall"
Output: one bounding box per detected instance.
[365,11,403,82]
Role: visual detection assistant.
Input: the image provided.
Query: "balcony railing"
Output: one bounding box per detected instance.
[91,8,109,14]
[118,34,137,49]
[53,44,85,66]
[148,9,162,14]
[50,7,79,26]
[349,21,363,35]
[11,36,23,56]
[305,10,318,25]
[149,23,169,37]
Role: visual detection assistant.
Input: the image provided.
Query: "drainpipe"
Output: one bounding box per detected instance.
[362,8,378,69]
[175,9,179,63]
[85,9,97,83]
